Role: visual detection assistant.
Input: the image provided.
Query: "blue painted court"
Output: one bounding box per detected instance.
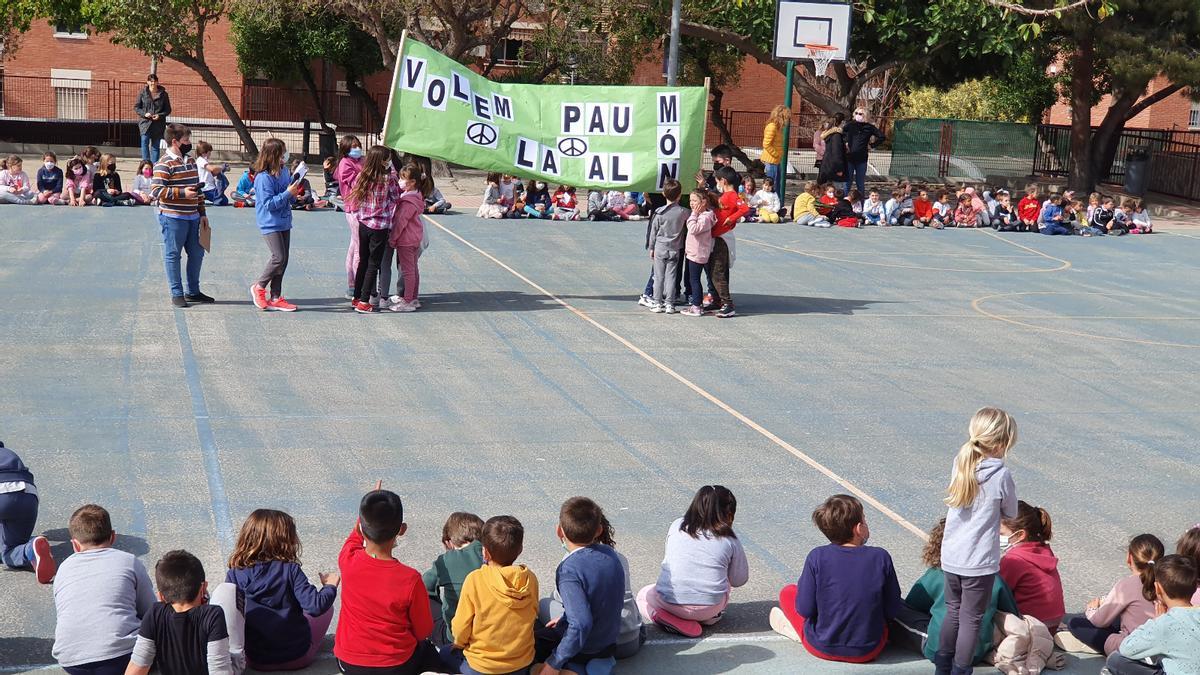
[2,205,1198,673]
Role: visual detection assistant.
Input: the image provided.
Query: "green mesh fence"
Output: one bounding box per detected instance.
[890,119,1037,180]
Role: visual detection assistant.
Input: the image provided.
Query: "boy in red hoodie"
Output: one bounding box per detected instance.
[913,189,934,229]
[1017,185,1041,233]
[709,166,748,318]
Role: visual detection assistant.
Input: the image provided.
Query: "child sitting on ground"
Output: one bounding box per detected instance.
[126,550,235,675]
[913,188,934,229]
[53,505,156,675]
[848,188,864,215]
[1040,196,1074,236]
[1086,192,1101,222]
[93,154,135,207]
[523,181,552,219]
[1175,526,1200,605]
[965,187,989,228]
[196,142,229,206]
[772,494,901,663]
[1087,195,1115,236]
[423,176,449,214]
[61,157,93,207]
[829,188,861,228]
[130,160,155,205]
[499,174,517,214]
[550,185,579,220]
[223,509,338,671]
[423,512,485,647]
[36,152,64,205]
[993,192,1017,231]
[932,191,952,229]
[638,485,749,638]
[334,483,437,673]
[477,173,507,219]
[750,177,781,223]
[322,157,339,202]
[232,167,256,207]
[862,189,885,226]
[793,181,831,227]
[606,189,641,221]
[442,516,538,675]
[891,187,915,227]
[1105,555,1200,675]
[287,159,324,211]
[535,497,625,674]
[892,518,1018,667]
[1110,198,1133,235]
[587,189,614,221]
[1059,534,1162,656]
[1130,199,1152,234]
[1017,185,1041,232]
[954,193,979,228]
[818,183,838,217]
[999,501,1065,631]
[883,189,901,226]
[0,155,37,204]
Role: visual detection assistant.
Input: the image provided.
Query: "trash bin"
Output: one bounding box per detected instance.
[1124,147,1151,197]
[319,131,338,162]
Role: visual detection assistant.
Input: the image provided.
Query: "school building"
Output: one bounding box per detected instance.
[1044,75,1199,130]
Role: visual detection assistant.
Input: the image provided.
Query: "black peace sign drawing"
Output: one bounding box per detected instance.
[466,122,497,146]
[558,137,588,157]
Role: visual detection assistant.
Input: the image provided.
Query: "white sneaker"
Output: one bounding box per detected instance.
[637,295,654,308]
[1053,630,1100,654]
[627,214,643,221]
[768,607,801,642]
[650,303,665,313]
[664,304,677,314]
[388,294,403,305]
[390,300,417,312]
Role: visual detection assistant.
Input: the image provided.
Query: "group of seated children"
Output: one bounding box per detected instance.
[0,148,154,207]
[1033,188,1153,236]
[476,173,598,221]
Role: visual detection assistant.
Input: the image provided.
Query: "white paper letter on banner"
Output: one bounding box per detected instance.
[492,94,513,121]
[657,93,679,125]
[562,104,583,135]
[656,161,679,191]
[610,105,633,136]
[540,147,560,176]
[585,153,608,182]
[423,76,448,111]
[514,137,539,171]
[464,121,499,149]
[472,93,492,121]
[657,126,679,159]
[585,103,609,135]
[451,71,472,104]
[610,153,632,184]
[401,57,426,91]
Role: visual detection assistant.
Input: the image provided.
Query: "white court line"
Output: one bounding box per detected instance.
[425,215,928,541]
[1163,230,1200,240]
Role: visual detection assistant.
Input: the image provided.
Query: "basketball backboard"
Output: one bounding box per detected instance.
[772,0,851,62]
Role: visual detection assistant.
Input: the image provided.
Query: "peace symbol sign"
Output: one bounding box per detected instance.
[558,137,588,157]
[466,122,497,146]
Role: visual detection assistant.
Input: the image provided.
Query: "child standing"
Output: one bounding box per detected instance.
[710,166,749,318]
[93,154,135,207]
[750,177,782,223]
[648,179,688,314]
[249,139,300,312]
[223,509,338,671]
[387,164,425,313]
[681,191,717,317]
[36,153,64,205]
[334,484,437,673]
[423,513,485,647]
[53,505,156,675]
[1105,555,1200,675]
[477,173,507,219]
[131,160,155,205]
[336,135,365,298]
[0,155,36,204]
[637,486,749,638]
[550,185,579,221]
[442,516,539,675]
[998,502,1065,631]
[772,494,901,663]
[125,550,234,675]
[1060,534,1162,656]
[1017,185,1041,232]
[792,182,830,227]
[196,142,229,206]
[346,147,400,314]
[936,407,1019,675]
[0,441,55,583]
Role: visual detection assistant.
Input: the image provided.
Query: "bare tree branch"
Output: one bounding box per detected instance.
[983,0,1097,17]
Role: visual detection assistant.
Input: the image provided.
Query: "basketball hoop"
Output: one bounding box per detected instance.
[804,44,838,80]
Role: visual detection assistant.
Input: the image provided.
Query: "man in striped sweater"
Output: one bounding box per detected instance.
[152,123,213,307]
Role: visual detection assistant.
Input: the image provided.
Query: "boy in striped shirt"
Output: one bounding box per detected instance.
[151,123,212,307]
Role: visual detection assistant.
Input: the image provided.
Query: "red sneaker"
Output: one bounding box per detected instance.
[250,285,269,310]
[32,536,56,584]
[354,301,375,314]
[267,297,297,312]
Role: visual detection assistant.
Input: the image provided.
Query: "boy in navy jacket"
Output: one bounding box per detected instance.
[0,441,56,582]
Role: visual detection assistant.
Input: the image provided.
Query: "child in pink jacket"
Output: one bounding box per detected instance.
[336,135,365,299]
[682,190,717,317]
[1061,534,1162,655]
[388,165,425,313]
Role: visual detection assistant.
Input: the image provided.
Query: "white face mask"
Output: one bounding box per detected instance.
[535,182,546,190]
[999,533,1016,554]
[282,151,291,164]
[45,162,56,171]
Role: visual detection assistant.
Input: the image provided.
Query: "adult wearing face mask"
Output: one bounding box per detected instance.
[696,145,734,192]
[842,108,885,196]
[134,74,171,163]
[150,122,212,308]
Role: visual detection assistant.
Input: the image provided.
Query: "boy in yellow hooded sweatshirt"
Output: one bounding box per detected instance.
[444,515,539,675]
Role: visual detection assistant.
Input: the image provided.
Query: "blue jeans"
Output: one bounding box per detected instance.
[1041,222,1073,236]
[159,214,205,297]
[0,491,38,569]
[63,653,132,675]
[764,162,780,188]
[204,174,230,206]
[1067,616,1117,654]
[140,133,161,163]
[437,646,529,675]
[846,160,868,195]
[1105,652,1163,675]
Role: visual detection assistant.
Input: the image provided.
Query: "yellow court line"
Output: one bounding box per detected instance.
[971,291,1200,349]
[972,229,1073,272]
[424,215,928,541]
[740,236,1068,273]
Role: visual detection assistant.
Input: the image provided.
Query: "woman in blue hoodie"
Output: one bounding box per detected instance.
[221,509,338,671]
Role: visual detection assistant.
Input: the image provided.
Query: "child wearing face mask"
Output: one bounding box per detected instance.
[998,501,1064,631]
[0,155,37,204]
[93,153,135,207]
[61,157,94,207]
[522,181,552,219]
[36,153,64,205]
[131,160,155,205]
[386,163,426,313]
[336,135,365,299]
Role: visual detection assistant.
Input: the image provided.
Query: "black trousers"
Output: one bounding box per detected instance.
[354,225,389,303]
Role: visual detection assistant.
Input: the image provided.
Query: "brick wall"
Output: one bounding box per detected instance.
[1045,75,1197,129]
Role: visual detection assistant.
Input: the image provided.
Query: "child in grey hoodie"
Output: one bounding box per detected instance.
[648,180,689,314]
[936,407,1019,675]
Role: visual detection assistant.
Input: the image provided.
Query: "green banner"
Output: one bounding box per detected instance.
[382,36,708,192]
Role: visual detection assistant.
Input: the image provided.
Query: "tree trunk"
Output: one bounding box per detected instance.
[706,84,760,172]
[1066,31,1095,191]
[298,63,335,133]
[173,54,259,155]
[345,74,384,132]
[1088,90,1137,187]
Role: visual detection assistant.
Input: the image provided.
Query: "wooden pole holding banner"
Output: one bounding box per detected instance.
[779,61,794,210]
[380,30,408,140]
[702,77,711,189]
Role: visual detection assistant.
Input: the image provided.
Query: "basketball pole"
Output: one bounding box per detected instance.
[779,60,794,210]
[666,0,682,86]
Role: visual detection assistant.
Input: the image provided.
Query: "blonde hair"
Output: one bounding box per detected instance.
[768,105,791,129]
[945,407,1017,508]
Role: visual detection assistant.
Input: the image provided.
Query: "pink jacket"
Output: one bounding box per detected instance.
[999,543,1065,631]
[335,156,363,200]
[1084,574,1156,654]
[685,210,715,264]
[389,190,425,248]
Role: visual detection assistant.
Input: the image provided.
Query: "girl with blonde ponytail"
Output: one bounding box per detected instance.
[934,407,1018,675]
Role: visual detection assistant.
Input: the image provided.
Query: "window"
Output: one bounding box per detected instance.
[1190,101,1200,129]
[53,21,87,38]
[51,69,91,119]
[493,39,531,66]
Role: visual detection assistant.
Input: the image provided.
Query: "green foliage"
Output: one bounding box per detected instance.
[898,80,1003,121]
[1,0,85,55]
[80,0,225,59]
[229,1,381,83]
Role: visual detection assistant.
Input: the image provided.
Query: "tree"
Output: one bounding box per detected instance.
[80,0,259,154]
[898,51,1059,123]
[1,0,86,58]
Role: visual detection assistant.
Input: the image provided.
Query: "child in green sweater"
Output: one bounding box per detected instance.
[422,512,485,646]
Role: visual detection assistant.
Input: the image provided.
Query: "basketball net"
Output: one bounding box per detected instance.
[805,45,837,80]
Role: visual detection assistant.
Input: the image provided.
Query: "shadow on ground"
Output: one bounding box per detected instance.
[565,294,896,316]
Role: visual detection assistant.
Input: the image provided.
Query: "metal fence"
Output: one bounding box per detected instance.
[0,74,382,154]
[890,119,1037,180]
[708,110,894,150]
[1034,124,1200,201]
